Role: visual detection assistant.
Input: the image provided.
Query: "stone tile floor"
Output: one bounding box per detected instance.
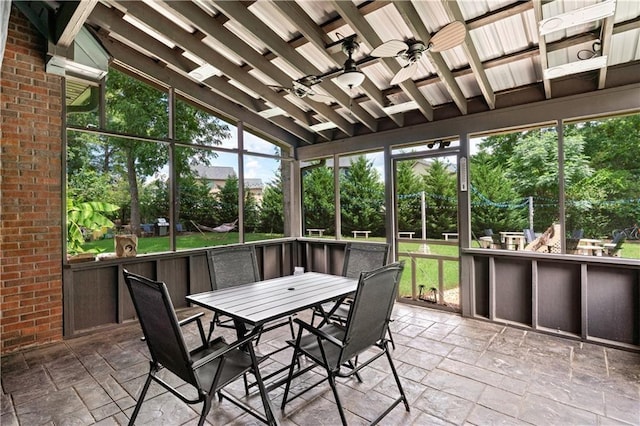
[2,304,639,425]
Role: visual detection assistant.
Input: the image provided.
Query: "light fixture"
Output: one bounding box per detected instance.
[539,0,616,36]
[188,63,221,82]
[258,107,285,118]
[382,101,419,114]
[543,55,608,79]
[334,37,365,89]
[309,121,338,132]
[334,68,365,89]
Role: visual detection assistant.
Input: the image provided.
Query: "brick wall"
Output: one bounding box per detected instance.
[1,5,64,353]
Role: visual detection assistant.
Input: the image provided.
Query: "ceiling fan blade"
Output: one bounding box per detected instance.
[390,62,418,86]
[370,39,408,58]
[428,21,467,53]
[307,92,334,103]
[268,85,292,93]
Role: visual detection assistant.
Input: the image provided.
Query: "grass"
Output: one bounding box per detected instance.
[81,232,284,255]
[397,242,460,299]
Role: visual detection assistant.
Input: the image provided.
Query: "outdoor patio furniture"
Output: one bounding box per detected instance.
[314,241,395,348]
[206,245,295,343]
[351,230,371,238]
[603,233,626,256]
[307,228,325,237]
[524,223,561,252]
[191,219,238,237]
[280,262,409,425]
[571,229,584,239]
[523,228,536,244]
[140,223,154,237]
[122,269,275,426]
[482,229,503,248]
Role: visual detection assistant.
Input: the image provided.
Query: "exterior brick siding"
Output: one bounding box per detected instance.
[1,5,64,353]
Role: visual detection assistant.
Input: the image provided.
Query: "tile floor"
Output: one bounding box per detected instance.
[2,304,639,425]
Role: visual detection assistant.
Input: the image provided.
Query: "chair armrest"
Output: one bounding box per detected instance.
[178,312,205,327]
[191,328,261,370]
[294,318,344,348]
[179,312,207,344]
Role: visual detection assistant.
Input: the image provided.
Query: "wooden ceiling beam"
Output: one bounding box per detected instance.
[443,1,496,110]
[54,0,99,47]
[598,14,615,89]
[100,37,309,146]
[101,2,316,143]
[533,0,552,99]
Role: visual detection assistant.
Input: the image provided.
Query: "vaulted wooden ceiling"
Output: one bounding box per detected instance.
[16,0,640,148]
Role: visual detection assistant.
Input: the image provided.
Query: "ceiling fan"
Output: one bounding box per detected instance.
[370,21,467,86]
[269,35,366,103]
[268,76,333,103]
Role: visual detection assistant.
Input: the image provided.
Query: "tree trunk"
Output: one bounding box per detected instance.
[127,150,141,236]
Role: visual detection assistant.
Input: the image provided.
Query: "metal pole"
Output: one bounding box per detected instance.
[421,191,430,253]
[529,196,534,230]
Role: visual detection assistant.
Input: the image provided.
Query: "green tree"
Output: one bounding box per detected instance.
[422,159,457,237]
[216,177,240,225]
[102,69,230,236]
[340,156,384,236]
[505,129,591,229]
[244,189,260,233]
[396,160,423,233]
[574,115,640,232]
[470,151,526,235]
[260,173,284,234]
[302,165,335,234]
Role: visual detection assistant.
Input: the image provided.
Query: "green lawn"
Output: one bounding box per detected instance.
[81,232,284,255]
[397,242,460,299]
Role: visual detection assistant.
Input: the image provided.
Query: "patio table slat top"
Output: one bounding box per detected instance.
[186,272,357,325]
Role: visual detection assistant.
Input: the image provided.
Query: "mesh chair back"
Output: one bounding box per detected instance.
[122,270,196,386]
[207,245,260,290]
[340,262,404,362]
[571,229,584,239]
[524,229,535,244]
[342,242,389,279]
[609,233,626,254]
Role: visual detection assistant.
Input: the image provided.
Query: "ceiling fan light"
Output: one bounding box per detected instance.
[334,69,365,89]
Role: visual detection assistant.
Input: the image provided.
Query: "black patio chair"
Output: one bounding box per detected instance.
[571,229,584,239]
[122,269,275,426]
[603,233,626,256]
[206,245,294,342]
[311,242,394,347]
[281,262,409,425]
[523,228,536,244]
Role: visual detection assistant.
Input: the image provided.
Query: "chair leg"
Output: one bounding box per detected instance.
[387,327,396,350]
[280,350,297,409]
[247,344,278,425]
[327,373,348,426]
[385,343,410,412]
[206,313,219,342]
[281,331,303,410]
[198,396,213,426]
[128,371,153,426]
[288,316,296,339]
